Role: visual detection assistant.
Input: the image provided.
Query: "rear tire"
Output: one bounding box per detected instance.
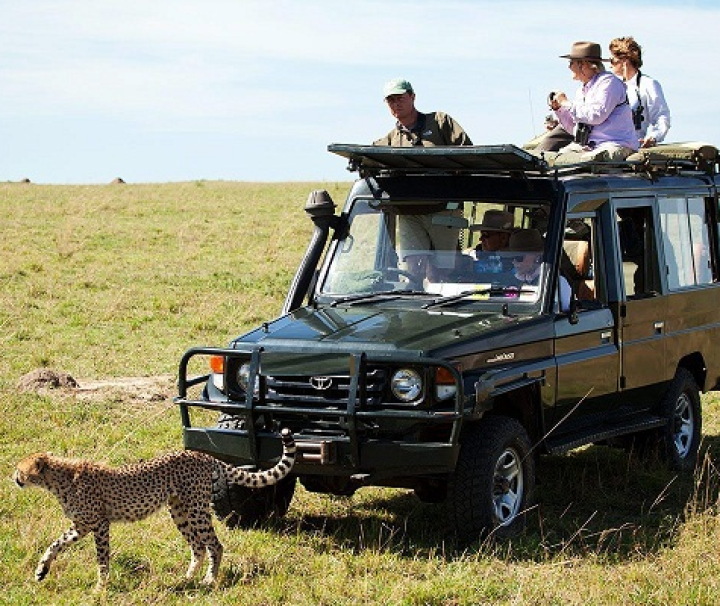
[657,368,701,472]
[447,416,535,540]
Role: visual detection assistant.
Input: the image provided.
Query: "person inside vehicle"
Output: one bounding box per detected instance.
[374,78,473,147]
[507,229,571,310]
[470,209,514,257]
[546,41,638,162]
[396,209,465,284]
[609,36,671,148]
[462,209,515,278]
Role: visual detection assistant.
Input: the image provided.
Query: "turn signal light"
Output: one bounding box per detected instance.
[209,355,225,374]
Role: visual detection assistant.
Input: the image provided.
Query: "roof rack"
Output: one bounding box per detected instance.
[539,141,719,177]
[328,142,719,178]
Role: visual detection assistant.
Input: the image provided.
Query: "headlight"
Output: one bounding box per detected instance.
[237,362,259,397]
[390,368,422,402]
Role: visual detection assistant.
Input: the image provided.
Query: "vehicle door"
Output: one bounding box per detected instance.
[612,199,667,407]
[552,211,620,434]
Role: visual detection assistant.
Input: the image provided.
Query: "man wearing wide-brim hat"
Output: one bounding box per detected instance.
[469,209,514,255]
[539,41,638,164]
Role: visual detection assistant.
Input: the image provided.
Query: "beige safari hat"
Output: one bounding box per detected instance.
[507,229,544,252]
[560,41,608,62]
[470,210,514,233]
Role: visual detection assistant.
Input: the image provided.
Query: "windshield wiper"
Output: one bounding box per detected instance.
[422,286,537,310]
[330,290,427,307]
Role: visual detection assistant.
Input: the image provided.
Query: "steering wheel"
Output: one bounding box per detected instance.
[382,267,422,289]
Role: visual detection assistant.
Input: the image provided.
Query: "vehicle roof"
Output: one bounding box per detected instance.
[329,143,719,185]
[333,143,718,208]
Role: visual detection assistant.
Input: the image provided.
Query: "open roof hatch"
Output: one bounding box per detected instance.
[328,144,549,175]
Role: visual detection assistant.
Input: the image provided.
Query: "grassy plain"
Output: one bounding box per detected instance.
[2,181,720,605]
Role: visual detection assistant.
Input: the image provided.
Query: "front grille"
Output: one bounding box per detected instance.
[265,367,387,409]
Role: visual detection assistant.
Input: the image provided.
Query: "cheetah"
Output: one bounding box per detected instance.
[13,428,295,589]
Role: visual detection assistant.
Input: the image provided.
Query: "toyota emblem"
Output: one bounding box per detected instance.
[310,376,333,390]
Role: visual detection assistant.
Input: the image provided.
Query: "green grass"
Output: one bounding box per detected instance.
[3,181,720,604]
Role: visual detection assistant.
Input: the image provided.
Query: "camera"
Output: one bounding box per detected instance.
[632,104,645,130]
[574,123,593,146]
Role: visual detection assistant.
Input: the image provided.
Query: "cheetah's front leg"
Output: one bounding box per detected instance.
[35,526,86,581]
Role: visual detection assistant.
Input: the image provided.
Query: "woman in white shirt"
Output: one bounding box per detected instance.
[609,36,671,148]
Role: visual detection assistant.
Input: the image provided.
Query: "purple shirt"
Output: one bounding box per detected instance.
[557,71,638,151]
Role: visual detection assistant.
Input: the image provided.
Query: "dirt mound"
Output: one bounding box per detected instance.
[17,368,78,391]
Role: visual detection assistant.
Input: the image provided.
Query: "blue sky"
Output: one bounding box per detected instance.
[1,0,719,184]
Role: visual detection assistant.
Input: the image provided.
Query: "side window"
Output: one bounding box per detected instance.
[659,196,713,289]
[616,206,661,298]
[689,198,713,284]
[562,216,601,307]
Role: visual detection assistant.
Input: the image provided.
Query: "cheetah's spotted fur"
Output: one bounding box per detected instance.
[13,428,295,588]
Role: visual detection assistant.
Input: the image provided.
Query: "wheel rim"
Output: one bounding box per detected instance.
[492,447,524,526]
[673,392,694,458]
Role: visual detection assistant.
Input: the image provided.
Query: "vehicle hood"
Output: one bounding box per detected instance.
[233,304,536,357]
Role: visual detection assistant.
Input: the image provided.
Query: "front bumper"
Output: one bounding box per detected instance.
[175,345,466,479]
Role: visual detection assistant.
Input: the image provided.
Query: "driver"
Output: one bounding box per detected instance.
[397,209,463,283]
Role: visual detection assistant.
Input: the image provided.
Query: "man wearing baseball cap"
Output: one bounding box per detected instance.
[374,78,473,146]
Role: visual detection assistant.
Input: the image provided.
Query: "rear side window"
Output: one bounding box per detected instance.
[659,196,713,289]
[616,206,661,298]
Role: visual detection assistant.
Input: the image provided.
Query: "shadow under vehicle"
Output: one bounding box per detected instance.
[175,142,720,539]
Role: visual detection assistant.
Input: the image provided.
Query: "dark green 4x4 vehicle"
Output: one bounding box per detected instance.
[176,143,720,538]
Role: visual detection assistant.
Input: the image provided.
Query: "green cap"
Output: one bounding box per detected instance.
[383,78,413,98]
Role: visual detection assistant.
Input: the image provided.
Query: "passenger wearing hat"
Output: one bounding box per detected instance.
[547,41,637,162]
[471,209,514,254]
[374,78,473,147]
[464,209,516,278]
[507,229,571,311]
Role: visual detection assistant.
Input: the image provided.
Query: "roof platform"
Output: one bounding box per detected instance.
[328,144,548,175]
[328,142,719,178]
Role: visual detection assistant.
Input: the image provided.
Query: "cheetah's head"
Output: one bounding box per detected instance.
[13,453,52,488]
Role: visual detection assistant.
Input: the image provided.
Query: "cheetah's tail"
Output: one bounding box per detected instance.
[224,428,296,488]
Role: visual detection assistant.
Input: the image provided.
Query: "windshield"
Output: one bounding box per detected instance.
[317,197,553,308]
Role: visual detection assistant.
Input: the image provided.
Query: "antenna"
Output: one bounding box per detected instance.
[528,87,537,138]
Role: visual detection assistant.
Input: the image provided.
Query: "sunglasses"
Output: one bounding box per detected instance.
[610,57,624,66]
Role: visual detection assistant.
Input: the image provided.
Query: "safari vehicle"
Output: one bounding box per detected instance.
[176,142,720,538]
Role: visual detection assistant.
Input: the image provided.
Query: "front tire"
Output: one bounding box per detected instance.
[447,416,535,540]
[212,462,296,529]
[211,413,296,528]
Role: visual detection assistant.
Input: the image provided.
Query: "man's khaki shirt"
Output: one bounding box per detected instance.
[374,111,473,147]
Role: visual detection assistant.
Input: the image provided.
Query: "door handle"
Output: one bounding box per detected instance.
[654,321,664,334]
